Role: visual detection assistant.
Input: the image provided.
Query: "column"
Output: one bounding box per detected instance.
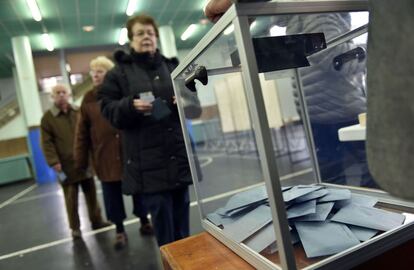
[59,49,70,86]
[12,36,55,184]
[159,25,178,58]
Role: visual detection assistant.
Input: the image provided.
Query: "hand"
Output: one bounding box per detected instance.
[173,96,177,105]
[133,99,153,113]
[53,163,62,172]
[204,0,232,23]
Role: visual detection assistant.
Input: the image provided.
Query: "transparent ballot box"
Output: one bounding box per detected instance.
[171,1,414,269]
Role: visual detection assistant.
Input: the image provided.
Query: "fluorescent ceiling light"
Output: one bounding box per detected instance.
[181,24,197,41]
[224,24,234,35]
[82,25,95,32]
[126,0,137,16]
[42,33,54,51]
[199,18,209,25]
[65,63,71,73]
[118,28,128,45]
[26,0,42,21]
[270,25,286,36]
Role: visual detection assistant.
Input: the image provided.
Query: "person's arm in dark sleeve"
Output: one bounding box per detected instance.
[98,68,143,130]
[306,14,366,73]
[40,116,60,167]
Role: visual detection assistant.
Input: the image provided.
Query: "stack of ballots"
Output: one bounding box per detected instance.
[206,184,406,258]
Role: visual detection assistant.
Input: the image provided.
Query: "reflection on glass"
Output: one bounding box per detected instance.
[176,26,265,218]
[251,12,377,189]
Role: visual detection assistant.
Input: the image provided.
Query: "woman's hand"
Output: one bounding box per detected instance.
[133,99,153,113]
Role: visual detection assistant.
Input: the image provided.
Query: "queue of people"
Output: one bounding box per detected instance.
[40,13,193,250]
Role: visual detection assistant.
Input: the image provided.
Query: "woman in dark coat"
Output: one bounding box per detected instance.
[98,14,195,246]
[74,56,153,250]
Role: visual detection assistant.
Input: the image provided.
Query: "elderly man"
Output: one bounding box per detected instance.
[75,56,153,249]
[40,84,110,239]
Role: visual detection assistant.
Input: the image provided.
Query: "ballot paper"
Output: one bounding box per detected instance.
[207,184,406,260]
[223,185,268,212]
[295,221,360,258]
[223,205,272,243]
[264,231,300,254]
[294,189,329,203]
[244,223,278,253]
[318,188,351,202]
[334,193,378,209]
[225,199,268,217]
[282,186,293,191]
[348,225,378,242]
[294,202,334,222]
[286,200,316,219]
[403,213,414,225]
[207,208,244,226]
[206,212,223,226]
[283,185,322,202]
[331,204,405,231]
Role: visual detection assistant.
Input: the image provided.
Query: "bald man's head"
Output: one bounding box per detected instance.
[51,84,71,107]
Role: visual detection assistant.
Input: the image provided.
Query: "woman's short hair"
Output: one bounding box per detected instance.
[90,56,114,71]
[126,14,159,41]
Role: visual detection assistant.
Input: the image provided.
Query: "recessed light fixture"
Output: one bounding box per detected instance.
[126,0,137,16]
[199,18,209,25]
[82,25,95,32]
[65,63,71,73]
[42,33,54,51]
[181,24,197,41]
[118,28,128,45]
[26,0,42,21]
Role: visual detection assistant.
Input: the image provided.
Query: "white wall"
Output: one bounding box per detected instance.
[0,113,27,140]
[0,77,27,141]
[0,78,17,106]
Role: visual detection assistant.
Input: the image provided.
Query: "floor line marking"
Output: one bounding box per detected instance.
[0,184,37,210]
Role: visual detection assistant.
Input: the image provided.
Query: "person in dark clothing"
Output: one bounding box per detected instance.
[74,56,153,250]
[41,84,111,240]
[98,14,197,246]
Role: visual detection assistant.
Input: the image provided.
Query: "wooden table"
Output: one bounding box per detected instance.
[160,232,254,270]
[161,232,414,270]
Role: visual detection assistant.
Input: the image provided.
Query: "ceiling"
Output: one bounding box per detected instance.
[0,0,212,78]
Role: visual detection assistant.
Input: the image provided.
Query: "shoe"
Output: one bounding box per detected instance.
[114,232,128,250]
[91,221,112,230]
[72,229,82,240]
[139,223,154,235]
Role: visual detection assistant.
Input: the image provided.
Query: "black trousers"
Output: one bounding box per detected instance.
[101,181,149,224]
[141,186,190,246]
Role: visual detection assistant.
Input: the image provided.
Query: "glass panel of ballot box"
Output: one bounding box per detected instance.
[171,1,414,269]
